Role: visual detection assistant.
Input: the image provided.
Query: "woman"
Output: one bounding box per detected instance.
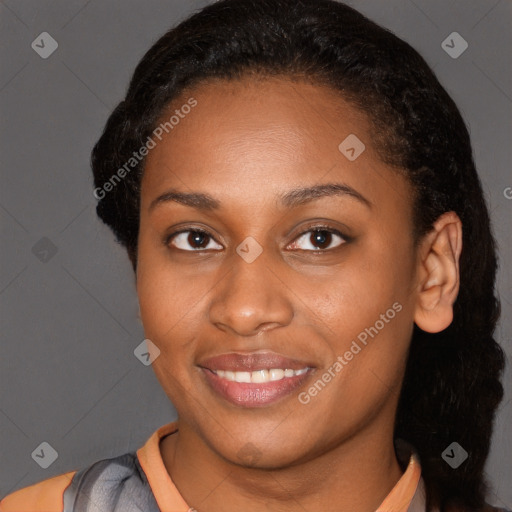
[1,0,507,511]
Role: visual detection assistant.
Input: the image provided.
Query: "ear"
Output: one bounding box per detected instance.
[414,211,463,333]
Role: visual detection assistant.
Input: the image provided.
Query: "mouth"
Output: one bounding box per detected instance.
[197,351,315,408]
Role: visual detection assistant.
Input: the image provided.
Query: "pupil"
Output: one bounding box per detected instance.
[189,231,208,248]
[312,230,330,249]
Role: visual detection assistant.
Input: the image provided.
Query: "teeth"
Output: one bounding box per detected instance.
[251,370,269,383]
[214,368,308,383]
[270,369,284,381]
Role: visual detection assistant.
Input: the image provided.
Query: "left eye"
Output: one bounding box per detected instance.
[167,229,223,251]
[288,228,346,251]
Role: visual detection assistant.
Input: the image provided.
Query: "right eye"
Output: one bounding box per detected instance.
[165,229,223,251]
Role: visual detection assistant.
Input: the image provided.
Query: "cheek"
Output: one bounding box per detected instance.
[136,241,199,381]
[137,234,201,336]
[297,238,414,397]
[302,253,412,343]
[299,303,411,436]
[137,264,200,407]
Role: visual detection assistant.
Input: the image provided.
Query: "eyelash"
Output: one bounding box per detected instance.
[164,224,350,253]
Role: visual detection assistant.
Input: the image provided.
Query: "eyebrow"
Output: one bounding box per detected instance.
[148,182,372,212]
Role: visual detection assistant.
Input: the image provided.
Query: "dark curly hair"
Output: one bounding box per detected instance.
[91,0,505,510]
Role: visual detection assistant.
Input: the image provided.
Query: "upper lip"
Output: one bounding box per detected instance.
[198,351,314,372]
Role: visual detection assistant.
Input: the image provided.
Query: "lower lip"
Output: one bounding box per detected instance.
[200,368,312,408]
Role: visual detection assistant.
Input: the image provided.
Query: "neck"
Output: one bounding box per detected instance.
[160,418,405,512]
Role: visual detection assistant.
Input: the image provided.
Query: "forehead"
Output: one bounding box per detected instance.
[141,76,412,216]
[150,75,373,159]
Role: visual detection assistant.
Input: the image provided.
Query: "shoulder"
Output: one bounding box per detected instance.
[1,451,159,512]
[1,452,160,512]
[63,452,159,511]
[0,423,175,512]
[0,471,76,512]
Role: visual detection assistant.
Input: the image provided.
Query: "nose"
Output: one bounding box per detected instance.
[208,247,294,337]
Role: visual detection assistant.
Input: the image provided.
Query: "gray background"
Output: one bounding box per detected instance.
[0,0,511,508]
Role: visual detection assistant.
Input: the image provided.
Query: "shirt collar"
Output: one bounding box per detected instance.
[137,422,424,512]
[376,448,423,512]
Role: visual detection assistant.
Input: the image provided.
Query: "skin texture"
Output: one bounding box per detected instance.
[136,76,462,512]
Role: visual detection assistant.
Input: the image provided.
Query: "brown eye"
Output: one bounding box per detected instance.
[167,229,223,251]
[288,228,346,251]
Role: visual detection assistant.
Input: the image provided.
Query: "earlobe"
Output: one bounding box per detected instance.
[414,212,462,334]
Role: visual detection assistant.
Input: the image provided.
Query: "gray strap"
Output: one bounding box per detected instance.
[63,453,160,512]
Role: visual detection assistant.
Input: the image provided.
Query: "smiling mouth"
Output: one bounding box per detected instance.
[200,366,314,408]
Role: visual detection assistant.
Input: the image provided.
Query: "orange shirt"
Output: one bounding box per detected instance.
[0,421,422,512]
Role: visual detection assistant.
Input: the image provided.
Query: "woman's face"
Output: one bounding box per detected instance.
[137,76,419,467]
